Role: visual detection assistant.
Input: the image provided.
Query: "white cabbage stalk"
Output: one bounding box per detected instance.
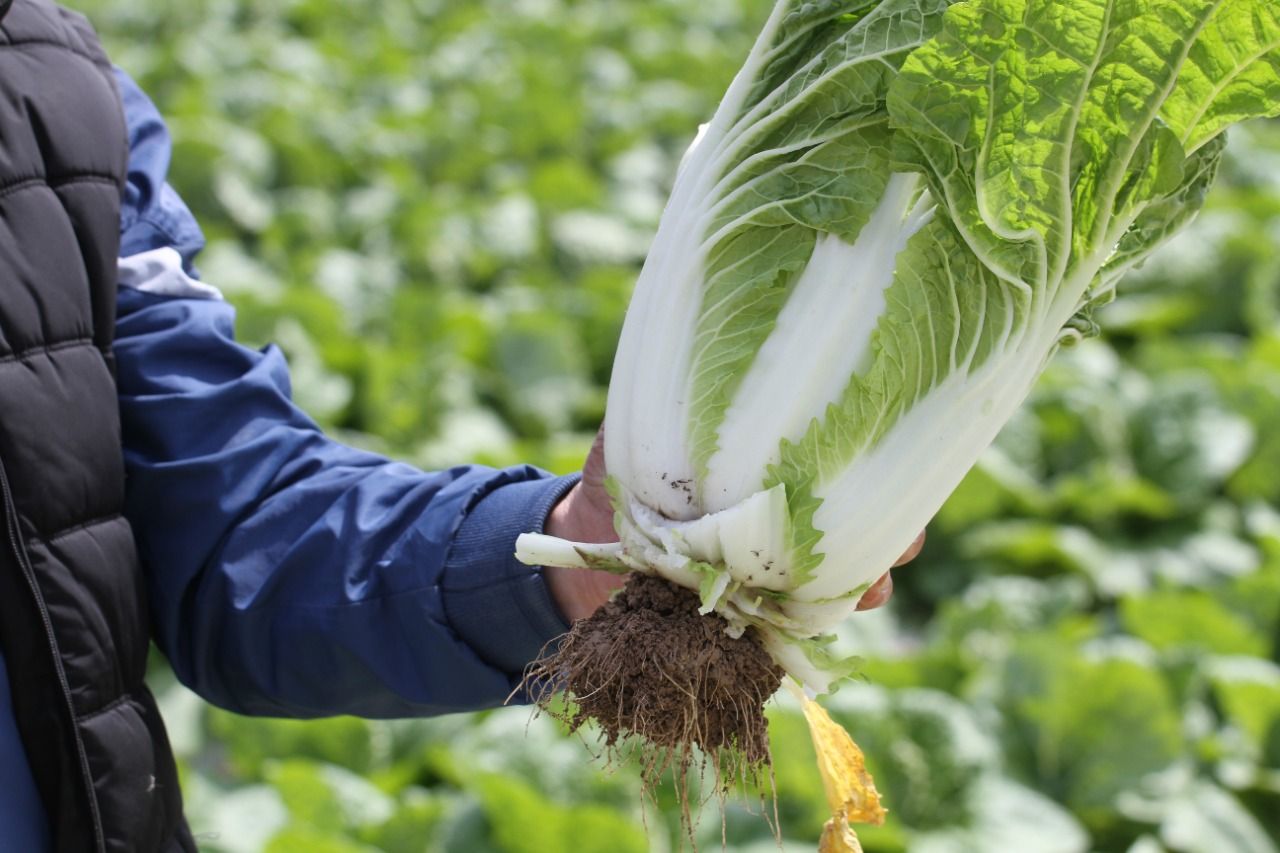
[518,0,1280,694]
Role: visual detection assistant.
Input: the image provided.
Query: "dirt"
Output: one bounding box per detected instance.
[524,574,784,805]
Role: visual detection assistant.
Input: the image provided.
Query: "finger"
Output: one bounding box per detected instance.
[893,530,926,567]
[855,572,893,611]
[544,564,626,622]
[582,423,608,488]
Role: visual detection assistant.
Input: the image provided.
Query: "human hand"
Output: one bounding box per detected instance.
[543,428,624,622]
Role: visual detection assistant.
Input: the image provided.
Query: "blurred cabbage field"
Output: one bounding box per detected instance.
[76,0,1280,850]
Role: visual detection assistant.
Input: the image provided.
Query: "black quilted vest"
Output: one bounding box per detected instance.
[0,1,194,849]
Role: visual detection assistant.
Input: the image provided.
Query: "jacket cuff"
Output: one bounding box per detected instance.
[441,474,579,676]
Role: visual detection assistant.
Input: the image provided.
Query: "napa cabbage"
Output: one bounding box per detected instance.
[517,0,1280,693]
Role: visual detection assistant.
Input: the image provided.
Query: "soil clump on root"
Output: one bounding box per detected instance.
[525,574,784,803]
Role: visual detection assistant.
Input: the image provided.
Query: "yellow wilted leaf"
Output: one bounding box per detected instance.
[788,681,885,851]
[819,813,865,853]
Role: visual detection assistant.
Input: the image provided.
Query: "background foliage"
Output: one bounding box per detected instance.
[76,0,1280,850]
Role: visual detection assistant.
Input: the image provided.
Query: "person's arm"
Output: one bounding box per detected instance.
[113,68,910,719]
[114,69,600,718]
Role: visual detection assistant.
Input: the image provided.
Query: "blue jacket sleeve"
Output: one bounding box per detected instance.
[115,68,205,272]
[114,71,574,718]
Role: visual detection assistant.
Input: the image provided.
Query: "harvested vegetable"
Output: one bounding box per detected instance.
[517,0,1280,815]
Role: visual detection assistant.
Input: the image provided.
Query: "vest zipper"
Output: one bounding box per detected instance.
[0,457,106,853]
